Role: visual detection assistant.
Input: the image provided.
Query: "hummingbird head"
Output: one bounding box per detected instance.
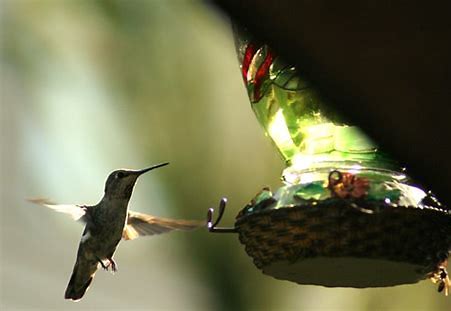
[103,162,169,200]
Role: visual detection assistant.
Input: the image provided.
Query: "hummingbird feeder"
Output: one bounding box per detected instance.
[207,27,451,295]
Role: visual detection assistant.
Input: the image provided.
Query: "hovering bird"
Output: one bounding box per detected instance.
[30,162,203,301]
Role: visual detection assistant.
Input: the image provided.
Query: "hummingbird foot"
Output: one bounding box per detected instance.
[106,257,117,273]
[96,257,117,273]
[97,257,109,271]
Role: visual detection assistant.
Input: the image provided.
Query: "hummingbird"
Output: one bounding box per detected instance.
[30,162,203,301]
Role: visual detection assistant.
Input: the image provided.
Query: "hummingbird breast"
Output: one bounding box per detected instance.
[84,199,129,259]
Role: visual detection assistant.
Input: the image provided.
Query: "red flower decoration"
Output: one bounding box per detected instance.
[328,170,370,199]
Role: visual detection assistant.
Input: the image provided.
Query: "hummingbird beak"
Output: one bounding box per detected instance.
[135,162,169,176]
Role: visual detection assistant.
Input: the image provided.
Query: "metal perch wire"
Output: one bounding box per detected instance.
[207,198,237,233]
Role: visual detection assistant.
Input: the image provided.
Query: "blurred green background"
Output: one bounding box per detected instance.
[1,1,449,310]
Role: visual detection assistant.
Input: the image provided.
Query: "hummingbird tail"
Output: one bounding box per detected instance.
[64,259,98,301]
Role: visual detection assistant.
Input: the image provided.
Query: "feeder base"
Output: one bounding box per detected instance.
[263,257,426,288]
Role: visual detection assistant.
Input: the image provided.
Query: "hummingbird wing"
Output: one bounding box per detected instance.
[28,198,87,222]
[123,211,204,240]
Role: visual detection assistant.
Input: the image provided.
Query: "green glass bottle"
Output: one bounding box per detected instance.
[235,30,431,208]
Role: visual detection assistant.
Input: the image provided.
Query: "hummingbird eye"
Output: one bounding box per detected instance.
[116,172,125,179]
